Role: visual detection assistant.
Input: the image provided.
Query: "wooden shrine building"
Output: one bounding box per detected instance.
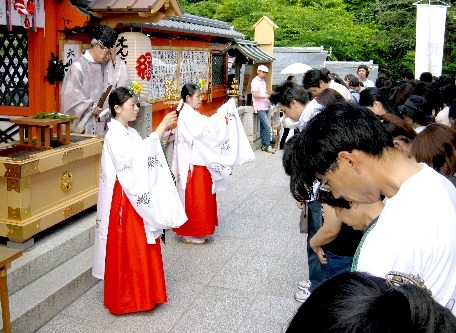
[0,0,276,134]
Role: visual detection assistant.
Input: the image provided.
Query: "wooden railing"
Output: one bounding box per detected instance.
[0,117,20,143]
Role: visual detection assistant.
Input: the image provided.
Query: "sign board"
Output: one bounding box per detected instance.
[60,40,82,73]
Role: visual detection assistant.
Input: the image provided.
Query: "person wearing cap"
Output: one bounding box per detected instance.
[61,25,119,136]
[357,64,375,88]
[399,95,434,133]
[251,64,275,153]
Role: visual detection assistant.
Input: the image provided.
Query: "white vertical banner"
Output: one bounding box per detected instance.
[415,4,449,78]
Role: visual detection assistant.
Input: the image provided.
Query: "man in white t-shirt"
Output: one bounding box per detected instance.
[357,64,375,88]
[283,101,456,314]
[303,69,354,101]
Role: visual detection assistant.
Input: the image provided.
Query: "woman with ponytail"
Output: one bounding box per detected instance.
[172,83,254,244]
[93,86,187,314]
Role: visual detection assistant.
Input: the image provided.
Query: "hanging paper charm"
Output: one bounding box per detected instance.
[13,0,35,28]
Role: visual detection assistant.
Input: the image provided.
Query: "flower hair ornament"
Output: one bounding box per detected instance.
[385,271,432,296]
[128,82,143,96]
[195,78,207,90]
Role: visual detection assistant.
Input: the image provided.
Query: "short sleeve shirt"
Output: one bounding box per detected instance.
[251,76,269,112]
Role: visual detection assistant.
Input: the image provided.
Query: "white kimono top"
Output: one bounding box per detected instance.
[92,119,187,279]
[172,98,255,206]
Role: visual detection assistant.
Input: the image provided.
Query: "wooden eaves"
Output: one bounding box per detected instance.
[87,0,183,27]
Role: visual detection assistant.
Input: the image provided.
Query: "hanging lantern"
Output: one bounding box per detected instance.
[117,32,152,100]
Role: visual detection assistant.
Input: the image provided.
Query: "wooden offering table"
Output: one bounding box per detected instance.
[0,247,22,333]
[9,118,72,150]
[0,133,103,247]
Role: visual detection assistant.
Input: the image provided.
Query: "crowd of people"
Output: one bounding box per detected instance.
[272,65,456,330]
[60,26,456,329]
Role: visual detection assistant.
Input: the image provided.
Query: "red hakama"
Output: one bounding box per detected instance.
[104,180,167,314]
[173,166,218,237]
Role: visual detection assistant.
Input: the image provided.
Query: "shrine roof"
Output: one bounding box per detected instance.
[128,14,246,39]
[86,0,183,15]
[69,1,245,40]
[220,39,275,64]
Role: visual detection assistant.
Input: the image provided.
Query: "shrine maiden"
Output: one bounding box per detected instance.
[92,85,187,314]
[172,83,255,244]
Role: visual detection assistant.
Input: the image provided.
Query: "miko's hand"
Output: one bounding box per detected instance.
[162,111,178,129]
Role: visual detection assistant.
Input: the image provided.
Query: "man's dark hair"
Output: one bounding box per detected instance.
[357,64,370,77]
[378,68,391,78]
[320,67,331,78]
[411,82,440,114]
[269,81,309,107]
[441,84,456,105]
[419,72,433,83]
[401,68,414,80]
[303,69,329,89]
[286,271,456,333]
[283,102,393,201]
[449,99,456,121]
[315,88,344,107]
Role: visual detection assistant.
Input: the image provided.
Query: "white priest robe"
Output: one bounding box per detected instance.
[61,51,106,135]
[172,98,255,206]
[93,119,187,279]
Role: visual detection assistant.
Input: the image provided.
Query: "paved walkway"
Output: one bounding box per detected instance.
[36,149,308,333]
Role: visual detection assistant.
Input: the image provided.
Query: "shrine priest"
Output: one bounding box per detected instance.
[60,25,119,136]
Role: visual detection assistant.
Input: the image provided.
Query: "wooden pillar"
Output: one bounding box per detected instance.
[0,248,22,333]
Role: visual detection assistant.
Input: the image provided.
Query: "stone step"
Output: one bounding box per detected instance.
[5,246,98,333]
[0,207,98,333]
[7,208,96,295]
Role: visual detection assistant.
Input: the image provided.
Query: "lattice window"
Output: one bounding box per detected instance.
[212,55,224,86]
[0,30,29,107]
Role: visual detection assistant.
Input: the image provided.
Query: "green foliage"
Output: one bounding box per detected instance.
[443,62,456,77]
[181,0,455,80]
[343,0,417,78]
[33,112,75,122]
[402,50,416,74]
[182,1,219,19]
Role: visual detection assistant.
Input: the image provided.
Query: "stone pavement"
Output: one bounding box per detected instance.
[36,149,309,333]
